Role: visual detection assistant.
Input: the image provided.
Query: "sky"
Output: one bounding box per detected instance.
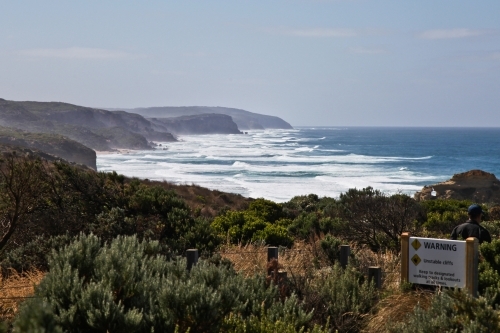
[1,1,499,127]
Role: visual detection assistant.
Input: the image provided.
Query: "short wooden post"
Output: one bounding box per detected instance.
[369,266,382,289]
[186,249,199,271]
[268,247,278,262]
[340,245,350,268]
[466,237,479,297]
[401,232,410,284]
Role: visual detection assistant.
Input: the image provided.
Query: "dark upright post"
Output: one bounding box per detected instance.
[268,247,279,262]
[340,245,350,268]
[186,249,199,271]
[368,266,382,289]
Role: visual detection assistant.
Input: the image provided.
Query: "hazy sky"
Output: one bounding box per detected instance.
[1,1,499,127]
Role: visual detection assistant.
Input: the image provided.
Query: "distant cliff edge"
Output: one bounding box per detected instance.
[149,114,242,135]
[0,98,176,153]
[108,106,293,130]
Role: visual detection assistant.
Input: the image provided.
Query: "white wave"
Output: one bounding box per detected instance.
[96,128,446,202]
[232,161,250,167]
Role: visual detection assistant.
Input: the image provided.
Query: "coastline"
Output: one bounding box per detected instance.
[95,149,137,155]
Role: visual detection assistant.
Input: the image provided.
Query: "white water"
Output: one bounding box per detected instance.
[97,129,438,202]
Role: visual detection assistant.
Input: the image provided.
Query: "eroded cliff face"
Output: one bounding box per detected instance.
[0,99,176,152]
[149,114,242,135]
[414,170,500,204]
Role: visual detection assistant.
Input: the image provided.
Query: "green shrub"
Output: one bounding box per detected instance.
[253,224,294,247]
[335,188,422,251]
[15,234,313,333]
[481,220,500,238]
[320,235,342,265]
[288,212,320,239]
[293,263,376,333]
[212,207,293,246]
[222,301,329,333]
[247,198,284,223]
[478,239,500,303]
[0,234,72,273]
[282,194,320,216]
[420,199,473,235]
[14,301,63,333]
[389,289,500,332]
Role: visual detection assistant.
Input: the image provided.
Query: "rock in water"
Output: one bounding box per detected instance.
[414,170,500,204]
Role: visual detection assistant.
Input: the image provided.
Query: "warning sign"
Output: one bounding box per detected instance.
[408,237,466,288]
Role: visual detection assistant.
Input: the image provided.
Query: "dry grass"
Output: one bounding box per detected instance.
[352,246,401,291]
[363,289,434,333]
[0,269,45,321]
[219,240,331,277]
[220,240,433,333]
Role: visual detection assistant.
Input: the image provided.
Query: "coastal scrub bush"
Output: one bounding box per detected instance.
[211,200,294,246]
[335,188,423,251]
[389,289,500,332]
[15,234,317,333]
[320,235,342,265]
[481,220,500,238]
[222,303,329,333]
[420,199,473,235]
[478,239,500,303]
[292,263,376,333]
[0,234,72,273]
[282,194,321,216]
[247,198,284,223]
[0,153,49,252]
[288,212,321,239]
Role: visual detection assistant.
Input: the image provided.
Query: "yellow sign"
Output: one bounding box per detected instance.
[411,254,421,266]
[411,239,421,251]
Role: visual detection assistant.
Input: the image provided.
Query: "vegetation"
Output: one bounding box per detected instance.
[1,153,500,331]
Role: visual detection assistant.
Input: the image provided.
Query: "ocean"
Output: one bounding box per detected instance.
[97,127,500,203]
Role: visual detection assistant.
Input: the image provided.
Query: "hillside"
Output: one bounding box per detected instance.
[0,98,176,152]
[0,126,97,169]
[109,106,293,130]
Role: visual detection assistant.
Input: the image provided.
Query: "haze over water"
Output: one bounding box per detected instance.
[97,127,500,202]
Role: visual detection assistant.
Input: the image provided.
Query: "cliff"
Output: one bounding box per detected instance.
[109,106,293,130]
[0,127,96,170]
[414,170,500,204]
[149,114,242,135]
[0,98,176,153]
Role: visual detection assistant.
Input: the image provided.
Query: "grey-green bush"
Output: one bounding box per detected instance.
[15,234,317,333]
[389,289,500,332]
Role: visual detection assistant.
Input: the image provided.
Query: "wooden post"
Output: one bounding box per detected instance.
[267,247,278,262]
[368,266,382,289]
[340,245,350,268]
[186,249,198,271]
[466,237,479,297]
[401,232,410,284]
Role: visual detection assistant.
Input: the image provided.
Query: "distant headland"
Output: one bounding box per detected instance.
[0,98,293,169]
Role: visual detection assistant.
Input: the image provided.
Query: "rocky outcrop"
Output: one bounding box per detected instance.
[149,114,242,135]
[109,106,294,130]
[414,170,500,204]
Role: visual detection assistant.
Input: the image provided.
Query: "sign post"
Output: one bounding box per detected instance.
[401,233,478,296]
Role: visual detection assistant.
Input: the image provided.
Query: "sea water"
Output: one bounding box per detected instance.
[97,127,500,202]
